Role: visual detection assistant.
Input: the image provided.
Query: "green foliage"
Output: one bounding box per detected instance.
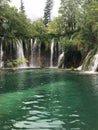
[7,58,28,68]
[20,0,25,13]
[30,19,54,49]
[31,19,47,37]
[59,0,82,39]
[15,58,28,65]
[0,0,10,38]
[7,61,13,68]
[60,37,77,51]
[0,3,32,41]
[80,0,98,50]
[43,0,53,26]
[57,0,98,56]
[0,0,10,5]
[48,16,65,35]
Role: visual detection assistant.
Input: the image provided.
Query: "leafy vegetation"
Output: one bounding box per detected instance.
[43,0,53,26]
[7,58,28,68]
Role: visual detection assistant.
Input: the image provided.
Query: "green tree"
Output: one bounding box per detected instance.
[81,0,98,48]
[48,16,65,36]
[31,19,47,37]
[0,0,10,38]
[1,4,31,40]
[20,0,25,13]
[59,0,82,39]
[43,0,53,26]
[31,19,52,48]
[0,0,9,5]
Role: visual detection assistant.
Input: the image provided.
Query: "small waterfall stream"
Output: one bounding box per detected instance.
[0,43,3,68]
[38,44,41,67]
[82,50,98,72]
[17,40,27,68]
[89,54,98,72]
[30,39,34,67]
[30,39,40,68]
[50,39,54,68]
[58,52,64,68]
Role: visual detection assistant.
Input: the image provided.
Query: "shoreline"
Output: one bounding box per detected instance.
[0,67,98,75]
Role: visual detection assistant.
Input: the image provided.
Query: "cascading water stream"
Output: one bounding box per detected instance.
[81,50,98,72]
[58,52,64,68]
[89,54,98,72]
[77,65,82,71]
[30,39,34,67]
[50,39,54,68]
[30,39,40,68]
[0,43,3,68]
[38,43,41,67]
[17,40,27,68]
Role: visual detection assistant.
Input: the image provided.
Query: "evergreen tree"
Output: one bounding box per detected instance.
[20,0,25,13]
[43,0,53,26]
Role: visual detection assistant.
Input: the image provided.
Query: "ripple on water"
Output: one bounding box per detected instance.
[34,95,44,98]
[69,114,80,118]
[13,118,65,130]
[18,91,85,130]
[23,100,38,105]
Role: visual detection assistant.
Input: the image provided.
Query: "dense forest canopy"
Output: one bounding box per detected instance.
[0,0,98,58]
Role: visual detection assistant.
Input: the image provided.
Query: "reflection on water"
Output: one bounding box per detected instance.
[0,70,98,130]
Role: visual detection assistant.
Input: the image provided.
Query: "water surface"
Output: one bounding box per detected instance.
[0,69,98,130]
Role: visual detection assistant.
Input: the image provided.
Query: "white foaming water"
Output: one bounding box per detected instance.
[30,39,41,68]
[0,43,3,68]
[50,39,54,68]
[30,38,34,67]
[81,50,98,72]
[38,44,41,67]
[89,54,98,72]
[77,65,82,71]
[17,40,27,68]
[58,52,64,68]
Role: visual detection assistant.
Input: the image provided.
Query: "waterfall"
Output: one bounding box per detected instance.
[50,39,54,67]
[30,39,34,67]
[89,54,98,72]
[39,44,41,67]
[82,50,98,72]
[17,40,27,68]
[0,43,3,68]
[77,65,82,71]
[30,39,40,68]
[58,52,64,68]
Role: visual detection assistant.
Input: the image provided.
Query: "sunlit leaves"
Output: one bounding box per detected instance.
[31,19,47,37]
[48,16,65,35]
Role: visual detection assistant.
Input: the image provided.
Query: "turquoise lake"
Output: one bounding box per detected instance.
[0,69,98,130]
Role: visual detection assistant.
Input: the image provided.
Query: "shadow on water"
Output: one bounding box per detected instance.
[0,69,98,130]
